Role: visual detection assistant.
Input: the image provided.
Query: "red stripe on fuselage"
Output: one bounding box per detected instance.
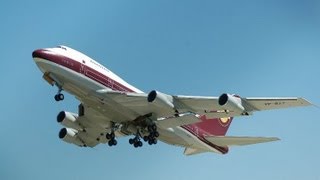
[33,49,134,92]
[33,49,228,153]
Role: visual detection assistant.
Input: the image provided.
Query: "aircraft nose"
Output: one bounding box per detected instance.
[32,49,47,59]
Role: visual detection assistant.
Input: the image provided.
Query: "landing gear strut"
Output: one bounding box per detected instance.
[106,123,118,147]
[106,132,117,146]
[54,87,64,101]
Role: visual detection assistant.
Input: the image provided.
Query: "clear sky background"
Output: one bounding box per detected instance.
[1,0,319,179]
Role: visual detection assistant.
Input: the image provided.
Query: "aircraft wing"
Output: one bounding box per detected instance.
[204,136,280,147]
[90,90,311,121]
[176,94,311,118]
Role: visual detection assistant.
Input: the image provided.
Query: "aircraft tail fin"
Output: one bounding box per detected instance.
[204,136,280,147]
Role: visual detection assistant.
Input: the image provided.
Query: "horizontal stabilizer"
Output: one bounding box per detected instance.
[205,136,280,147]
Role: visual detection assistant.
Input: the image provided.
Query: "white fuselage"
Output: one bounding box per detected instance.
[33,45,225,154]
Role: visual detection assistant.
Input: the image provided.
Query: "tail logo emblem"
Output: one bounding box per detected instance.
[219,117,231,127]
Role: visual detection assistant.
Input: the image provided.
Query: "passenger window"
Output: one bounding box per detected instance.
[56,46,67,50]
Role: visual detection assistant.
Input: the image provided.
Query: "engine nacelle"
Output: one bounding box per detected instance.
[57,111,82,130]
[147,90,175,110]
[58,128,85,147]
[218,93,246,114]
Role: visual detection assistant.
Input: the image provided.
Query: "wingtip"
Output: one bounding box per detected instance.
[272,137,281,141]
[298,98,313,106]
[312,103,320,109]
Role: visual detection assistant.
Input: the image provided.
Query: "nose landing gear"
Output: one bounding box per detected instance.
[54,84,64,101]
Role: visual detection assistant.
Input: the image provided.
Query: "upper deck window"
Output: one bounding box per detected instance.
[56,46,67,50]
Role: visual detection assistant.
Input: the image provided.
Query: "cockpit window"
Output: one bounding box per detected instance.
[56,45,67,50]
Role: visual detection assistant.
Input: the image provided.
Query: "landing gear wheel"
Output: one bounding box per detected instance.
[129,138,134,144]
[148,139,153,145]
[148,138,157,145]
[143,136,149,142]
[112,139,117,146]
[153,131,159,138]
[134,142,139,148]
[138,141,143,147]
[54,93,64,101]
[58,93,64,101]
[54,95,59,101]
[108,139,117,146]
[153,138,157,144]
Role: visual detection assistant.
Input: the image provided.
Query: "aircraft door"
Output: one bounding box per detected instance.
[80,59,87,75]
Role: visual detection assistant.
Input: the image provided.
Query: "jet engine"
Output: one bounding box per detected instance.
[58,128,85,147]
[218,93,246,114]
[147,90,175,110]
[57,111,82,130]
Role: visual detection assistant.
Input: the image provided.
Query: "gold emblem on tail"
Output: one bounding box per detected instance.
[219,117,231,127]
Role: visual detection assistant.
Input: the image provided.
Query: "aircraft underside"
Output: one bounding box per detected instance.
[32,46,311,155]
[39,63,200,151]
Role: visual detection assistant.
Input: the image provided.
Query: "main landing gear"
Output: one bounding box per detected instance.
[106,123,118,147]
[129,131,143,148]
[104,122,160,148]
[143,124,159,145]
[106,131,117,146]
[129,124,159,148]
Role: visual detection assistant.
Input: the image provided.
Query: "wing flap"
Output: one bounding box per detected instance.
[205,136,280,147]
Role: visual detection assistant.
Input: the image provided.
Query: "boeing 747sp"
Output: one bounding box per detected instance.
[32,45,311,155]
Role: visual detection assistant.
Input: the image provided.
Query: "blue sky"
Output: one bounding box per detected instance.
[1,0,319,179]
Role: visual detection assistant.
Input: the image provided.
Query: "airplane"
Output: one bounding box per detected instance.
[32,45,311,155]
